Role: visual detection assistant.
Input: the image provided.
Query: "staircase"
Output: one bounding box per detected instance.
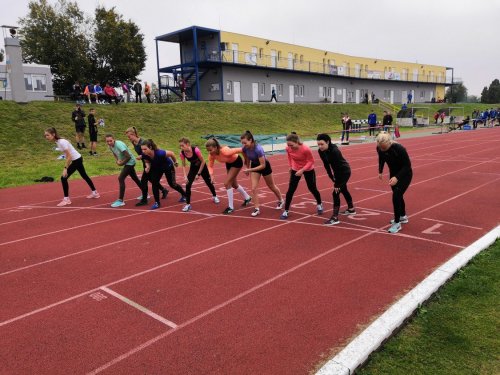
[166,68,208,101]
[378,99,400,114]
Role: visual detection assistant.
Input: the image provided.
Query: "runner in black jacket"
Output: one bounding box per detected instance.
[317,133,356,225]
[376,132,413,233]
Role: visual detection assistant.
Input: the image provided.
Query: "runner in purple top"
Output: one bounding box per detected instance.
[240,130,283,217]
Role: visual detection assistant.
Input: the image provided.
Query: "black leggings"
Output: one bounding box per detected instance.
[341,123,350,142]
[332,178,354,217]
[284,169,322,211]
[151,166,186,203]
[118,165,142,200]
[140,170,168,202]
[61,157,96,197]
[391,175,412,223]
[185,164,216,204]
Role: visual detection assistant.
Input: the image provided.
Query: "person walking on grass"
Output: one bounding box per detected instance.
[341,113,352,144]
[376,132,413,234]
[87,108,99,156]
[206,137,251,215]
[317,133,356,226]
[179,137,220,212]
[44,127,99,206]
[140,139,186,210]
[280,132,323,220]
[71,104,86,150]
[240,130,283,217]
[105,134,143,208]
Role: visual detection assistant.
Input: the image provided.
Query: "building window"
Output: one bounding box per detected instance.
[299,85,304,97]
[300,55,304,63]
[24,74,47,92]
[0,76,9,90]
[294,53,298,62]
[420,90,425,99]
[347,91,355,102]
[226,80,232,95]
[278,84,283,96]
[278,51,282,61]
[259,48,264,58]
[319,86,324,98]
[260,83,265,96]
[384,90,390,100]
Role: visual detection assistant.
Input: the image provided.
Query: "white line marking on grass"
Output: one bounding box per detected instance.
[315,225,500,375]
[100,286,178,329]
[422,218,483,230]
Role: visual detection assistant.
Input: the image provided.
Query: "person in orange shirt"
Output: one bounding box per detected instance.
[144,82,151,103]
[206,137,251,214]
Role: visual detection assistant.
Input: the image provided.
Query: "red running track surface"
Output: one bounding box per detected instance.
[1,128,499,374]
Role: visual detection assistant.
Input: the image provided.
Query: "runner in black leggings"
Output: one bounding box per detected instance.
[140,139,186,210]
[44,127,99,206]
[125,127,168,206]
[317,133,356,225]
[179,137,219,212]
[376,132,413,234]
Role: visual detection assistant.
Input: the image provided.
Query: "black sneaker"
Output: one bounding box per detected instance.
[242,197,252,207]
[324,217,340,226]
[77,144,82,150]
[135,200,148,207]
[89,151,93,156]
[162,189,168,199]
[223,207,234,215]
[340,208,356,215]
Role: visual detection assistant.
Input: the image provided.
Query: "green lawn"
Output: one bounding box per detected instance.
[357,239,500,375]
[0,100,496,188]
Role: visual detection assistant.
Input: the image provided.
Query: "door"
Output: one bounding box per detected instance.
[233,81,241,102]
[232,43,239,63]
[390,90,394,104]
[355,89,360,104]
[251,47,257,65]
[289,85,294,103]
[288,53,293,69]
[252,83,259,102]
[413,69,418,81]
[271,50,277,68]
[342,89,347,104]
[402,90,407,104]
[330,87,335,103]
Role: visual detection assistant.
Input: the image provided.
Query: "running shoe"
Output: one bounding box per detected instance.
[57,198,72,207]
[340,208,356,215]
[111,200,125,208]
[390,216,409,224]
[317,204,324,215]
[135,200,148,207]
[150,202,160,210]
[213,196,220,204]
[251,208,260,217]
[137,194,151,200]
[178,196,186,203]
[182,204,192,212]
[162,189,168,199]
[324,217,340,226]
[223,207,234,215]
[388,222,402,233]
[280,210,289,220]
[242,197,252,207]
[276,200,284,210]
[86,191,100,199]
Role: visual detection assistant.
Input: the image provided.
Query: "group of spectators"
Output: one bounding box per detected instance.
[70,80,154,104]
[471,108,499,128]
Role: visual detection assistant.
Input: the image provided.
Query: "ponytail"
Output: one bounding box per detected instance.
[240,130,255,143]
[45,127,61,140]
[205,137,221,151]
[142,138,158,151]
[316,133,332,145]
[125,126,138,137]
[286,132,301,144]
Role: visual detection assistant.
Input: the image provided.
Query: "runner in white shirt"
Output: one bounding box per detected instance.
[44,127,99,206]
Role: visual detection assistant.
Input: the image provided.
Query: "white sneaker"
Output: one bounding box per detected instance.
[111,200,125,208]
[388,222,402,233]
[251,208,260,217]
[57,198,71,207]
[182,204,192,212]
[390,216,409,224]
[213,196,220,204]
[317,204,324,215]
[86,191,100,199]
[276,200,284,210]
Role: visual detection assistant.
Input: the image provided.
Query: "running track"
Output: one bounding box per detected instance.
[1,128,499,374]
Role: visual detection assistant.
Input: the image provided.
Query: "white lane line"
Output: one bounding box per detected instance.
[354,187,388,193]
[472,171,500,176]
[422,218,483,230]
[100,286,178,329]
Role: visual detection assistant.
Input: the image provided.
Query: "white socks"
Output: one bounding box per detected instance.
[236,185,250,200]
[226,188,234,209]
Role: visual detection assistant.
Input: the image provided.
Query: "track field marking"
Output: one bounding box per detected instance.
[422,223,443,235]
[100,286,178,329]
[422,218,483,230]
[472,171,500,176]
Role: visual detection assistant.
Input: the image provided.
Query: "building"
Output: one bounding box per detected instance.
[0,62,54,101]
[156,26,453,104]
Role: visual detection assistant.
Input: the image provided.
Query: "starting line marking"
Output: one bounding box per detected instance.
[422,223,443,235]
[100,286,178,329]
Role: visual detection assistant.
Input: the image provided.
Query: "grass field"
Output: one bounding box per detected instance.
[0,100,497,188]
[357,239,500,375]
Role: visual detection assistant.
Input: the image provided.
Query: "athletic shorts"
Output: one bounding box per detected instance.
[251,159,272,176]
[89,130,98,142]
[225,155,243,171]
[75,125,86,133]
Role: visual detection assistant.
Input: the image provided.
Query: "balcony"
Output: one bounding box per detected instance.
[192,49,452,84]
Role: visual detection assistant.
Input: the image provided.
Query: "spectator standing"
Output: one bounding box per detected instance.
[433,111,439,124]
[270,87,277,102]
[121,82,130,102]
[382,110,393,132]
[341,113,352,144]
[179,77,187,102]
[133,81,143,103]
[368,110,377,136]
[88,108,98,156]
[71,104,86,150]
[407,91,413,104]
[371,92,375,103]
[70,81,82,102]
[144,82,152,103]
[440,111,446,124]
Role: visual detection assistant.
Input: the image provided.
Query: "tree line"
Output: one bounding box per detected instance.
[18,0,146,94]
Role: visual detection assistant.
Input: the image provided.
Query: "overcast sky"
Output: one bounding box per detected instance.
[1,0,499,96]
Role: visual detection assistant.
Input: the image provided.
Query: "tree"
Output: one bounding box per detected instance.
[19,0,91,94]
[481,79,500,103]
[445,82,467,103]
[90,7,146,85]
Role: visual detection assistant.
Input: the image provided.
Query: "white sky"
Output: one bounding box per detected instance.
[1,0,499,96]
